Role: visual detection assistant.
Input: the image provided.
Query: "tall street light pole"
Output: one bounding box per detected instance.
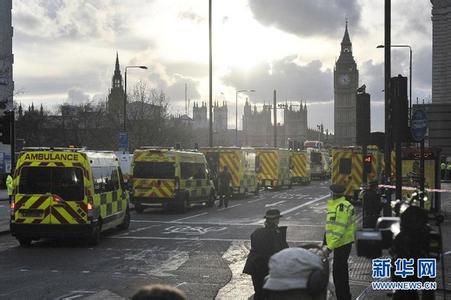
[124,65,148,132]
[235,89,255,146]
[377,44,412,121]
[377,44,413,201]
[208,0,213,147]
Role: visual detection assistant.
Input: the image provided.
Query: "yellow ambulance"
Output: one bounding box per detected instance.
[290,150,311,185]
[10,148,129,246]
[201,147,259,195]
[131,147,215,213]
[307,148,330,179]
[256,148,291,189]
[332,146,382,201]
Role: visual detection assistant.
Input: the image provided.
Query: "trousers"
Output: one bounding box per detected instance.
[251,274,266,300]
[333,243,352,300]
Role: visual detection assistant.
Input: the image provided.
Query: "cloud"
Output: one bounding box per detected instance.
[13,0,129,42]
[178,11,204,23]
[222,56,333,102]
[67,87,90,104]
[248,0,363,37]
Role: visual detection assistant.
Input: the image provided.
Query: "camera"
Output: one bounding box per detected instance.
[356,190,443,259]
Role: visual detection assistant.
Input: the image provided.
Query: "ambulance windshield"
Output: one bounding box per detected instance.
[18,166,85,201]
[134,162,175,179]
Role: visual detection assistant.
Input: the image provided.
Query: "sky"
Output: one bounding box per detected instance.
[11,0,433,133]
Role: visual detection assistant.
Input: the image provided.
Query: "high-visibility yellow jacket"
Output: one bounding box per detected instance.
[447,164,451,171]
[325,196,356,250]
[6,175,13,196]
[441,163,446,170]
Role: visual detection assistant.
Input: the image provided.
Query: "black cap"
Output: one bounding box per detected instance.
[329,184,345,195]
[264,209,282,219]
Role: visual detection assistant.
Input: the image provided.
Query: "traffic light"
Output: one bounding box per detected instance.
[363,154,373,174]
[391,75,409,142]
[356,92,371,146]
[0,111,11,144]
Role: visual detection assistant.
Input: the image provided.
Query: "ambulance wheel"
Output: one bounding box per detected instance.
[118,208,130,230]
[253,185,259,195]
[88,223,102,246]
[207,191,215,207]
[135,204,144,214]
[18,237,32,247]
[177,195,189,213]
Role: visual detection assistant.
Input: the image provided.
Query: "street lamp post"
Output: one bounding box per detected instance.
[377,44,412,202]
[124,65,148,131]
[235,89,255,146]
[377,44,412,121]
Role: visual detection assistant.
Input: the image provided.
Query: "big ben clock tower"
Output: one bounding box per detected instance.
[334,21,359,146]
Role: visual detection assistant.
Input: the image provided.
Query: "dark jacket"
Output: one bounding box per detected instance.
[219,170,232,191]
[243,225,289,276]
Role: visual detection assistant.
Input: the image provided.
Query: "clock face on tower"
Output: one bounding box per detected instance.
[338,74,351,87]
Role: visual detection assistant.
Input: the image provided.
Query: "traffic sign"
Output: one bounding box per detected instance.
[410,109,427,142]
[118,132,128,151]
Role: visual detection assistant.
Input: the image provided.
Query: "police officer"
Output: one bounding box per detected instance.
[5,174,13,203]
[243,209,289,300]
[218,166,232,208]
[323,184,356,300]
[447,162,451,180]
[362,180,382,228]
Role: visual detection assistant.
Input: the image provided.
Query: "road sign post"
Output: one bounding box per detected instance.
[118,132,129,153]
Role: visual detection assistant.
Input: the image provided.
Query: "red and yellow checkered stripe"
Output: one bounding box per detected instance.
[13,194,88,225]
[332,150,363,197]
[219,152,240,187]
[133,179,175,199]
[133,150,174,162]
[257,151,278,181]
[291,152,309,178]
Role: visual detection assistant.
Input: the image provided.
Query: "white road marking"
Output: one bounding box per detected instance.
[216,241,253,299]
[265,200,286,207]
[109,235,322,243]
[124,247,189,277]
[247,198,262,203]
[218,204,241,211]
[176,282,187,287]
[126,225,161,234]
[250,194,330,225]
[131,219,323,227]
[169,212,208,223]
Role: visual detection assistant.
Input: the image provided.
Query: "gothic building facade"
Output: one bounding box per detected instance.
[283,102,308,144]
[213,101,228,132]
[107,53,125,119]
[334,22,359,146]
[242,99,272,146]
[192,102,208,129]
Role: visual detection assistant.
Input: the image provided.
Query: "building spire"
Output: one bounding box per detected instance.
[112,52,123,89]
[341,20,351,46]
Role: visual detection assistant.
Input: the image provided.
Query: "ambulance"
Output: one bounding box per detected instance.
[331,146,383,201]
[256,148,291,189]
[290,150,311,185]
[131,147,215,213]
[307,148,330,179]
[200,147,258,195]
[10,148,130,246]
